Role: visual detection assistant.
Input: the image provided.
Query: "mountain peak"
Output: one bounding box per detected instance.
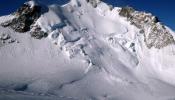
[0,0,175,99]
[1,0,174,48]
[1,0,41,32]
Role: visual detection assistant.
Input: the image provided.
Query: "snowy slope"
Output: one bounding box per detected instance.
[0,0,175,100]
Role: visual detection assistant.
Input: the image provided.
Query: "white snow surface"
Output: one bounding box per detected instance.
[0,0,175,100]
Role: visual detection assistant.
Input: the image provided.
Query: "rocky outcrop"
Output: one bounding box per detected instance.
[1,3,41,32]
[119,6,135,18]
[30,25,48,39]
[119,6,175,49]
[1,1,48,39]
[145,23,174,49]
[0,33,18,45]
[86,0,101,7]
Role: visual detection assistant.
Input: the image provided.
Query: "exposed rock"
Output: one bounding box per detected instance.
[0,34,10,40]
[129,43,136,52]
[0,33,18,45]
[145,23,175,49]
[152,16,159,23]
[1,20,12,27]
[119,6,135,18]
[30,25,48,39]
[8,38,16,44]
[86,0,101,8]
[119,6,175,49]
[1,2,41,33]
[109,5,114,11]
[139,29,145,34]
[1,0,49,39]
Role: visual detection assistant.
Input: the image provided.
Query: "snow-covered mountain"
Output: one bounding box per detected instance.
[0,0,175,100]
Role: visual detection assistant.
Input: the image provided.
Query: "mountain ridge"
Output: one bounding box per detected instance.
[0,0,175,100]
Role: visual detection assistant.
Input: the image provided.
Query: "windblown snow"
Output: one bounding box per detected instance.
[0,0,175,100]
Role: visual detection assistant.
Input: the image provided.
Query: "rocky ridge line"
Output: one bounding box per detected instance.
[119,6,175,49]
[1,0,48,39]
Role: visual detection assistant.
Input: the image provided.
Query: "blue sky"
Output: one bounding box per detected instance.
[0,0,174,30]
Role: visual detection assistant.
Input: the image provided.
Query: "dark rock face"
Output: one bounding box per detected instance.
[1,4,41,32]
[86,0,101,8]
[119,6,135,18]
[13,84,28,91]
[119,6,175,49]
[30,25,48,39]
[1,1,49,39]
[0,33,18,45]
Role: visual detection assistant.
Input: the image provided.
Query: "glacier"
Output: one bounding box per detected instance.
[0,0,175,100]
